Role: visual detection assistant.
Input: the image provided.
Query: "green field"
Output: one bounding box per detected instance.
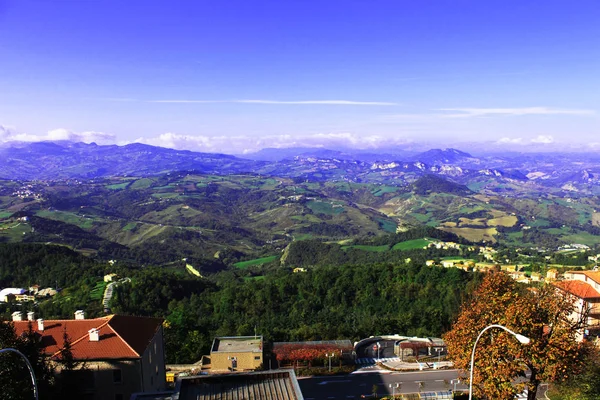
[122,222,137,231]
[89,280,107,301]
[36,210,95,229]
[129,178,154,189]
[372,186,398,197]
[392,238,431,251]
[106,182,130,190]
[342,244,390,252]
[234,255,279,269]
[307,200,345,215]
[0,211,13,219]
[377,218,397,233]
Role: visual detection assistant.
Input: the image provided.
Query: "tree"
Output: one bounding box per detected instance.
[444,272,588,400]
[54,329,84,400]
[546,346,600,400]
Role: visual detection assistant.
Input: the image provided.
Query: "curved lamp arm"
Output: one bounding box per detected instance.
[468,324,530,400]
[0,348,39,400]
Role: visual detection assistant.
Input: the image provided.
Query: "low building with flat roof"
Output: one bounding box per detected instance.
[131,370,304,400]
[210,336,263,371]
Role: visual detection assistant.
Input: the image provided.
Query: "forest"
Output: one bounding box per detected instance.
[0,238,481,364]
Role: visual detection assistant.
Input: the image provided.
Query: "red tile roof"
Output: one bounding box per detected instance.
[553,280,600,300]
[12,315,163,361]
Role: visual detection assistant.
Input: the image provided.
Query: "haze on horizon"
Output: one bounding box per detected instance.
[0,0,598,154]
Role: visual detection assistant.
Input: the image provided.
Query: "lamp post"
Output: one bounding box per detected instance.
[389,382,400,398]
[326,353,334,372]
[451,378,460,393]
[469,324,531,400]
[0,348,38,400]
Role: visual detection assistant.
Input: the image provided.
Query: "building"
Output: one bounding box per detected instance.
[553,271,600,340]
[209,336,263,371]
[131,370,304,400]
[12,313,166,400]
[0,287,26,302]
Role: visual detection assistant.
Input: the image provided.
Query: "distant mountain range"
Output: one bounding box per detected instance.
[1,141,600,194]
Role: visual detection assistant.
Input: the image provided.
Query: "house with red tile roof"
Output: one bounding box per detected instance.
[12,313,166,400]
[553,271,600,341]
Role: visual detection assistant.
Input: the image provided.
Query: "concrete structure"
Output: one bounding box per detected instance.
[0,287,26,302]
[12,314,166,400]
[355,335,446,361]
[131,370,304,400]
[210,336,263,371]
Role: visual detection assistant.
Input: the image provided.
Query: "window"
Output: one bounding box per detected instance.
[113,369,122,384]
[254,356,261,360]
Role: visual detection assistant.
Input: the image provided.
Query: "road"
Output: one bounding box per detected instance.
[299,369,549,400]
[299,369,465,400]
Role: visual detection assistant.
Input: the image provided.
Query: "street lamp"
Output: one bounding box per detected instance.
[451,378,460,393]
[389,382,400,398]
[469,324,531,400]
[325,353,335,372]
[0,348,38,400]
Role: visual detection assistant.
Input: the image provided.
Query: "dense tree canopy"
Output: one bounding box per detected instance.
[111,262,477,363]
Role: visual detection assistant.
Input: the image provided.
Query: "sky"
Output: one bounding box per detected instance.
[0,0,599,154]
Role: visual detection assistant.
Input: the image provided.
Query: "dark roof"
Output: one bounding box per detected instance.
[175,370,304,400]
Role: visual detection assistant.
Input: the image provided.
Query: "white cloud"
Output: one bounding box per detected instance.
[132,133,224,152]
[132,132,412,154]
[439,107,596,118]
[496,137,524,144]
[147,99,398,106]
[530,135,555,144]
[0,127,116,145]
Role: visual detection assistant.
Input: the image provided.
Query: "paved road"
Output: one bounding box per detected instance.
[299,370,549,400]
[299,369,465,400]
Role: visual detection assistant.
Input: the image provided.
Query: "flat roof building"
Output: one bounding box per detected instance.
[210,336,263,371]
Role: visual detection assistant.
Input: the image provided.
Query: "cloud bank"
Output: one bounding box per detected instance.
[133,132,412,154]
[495,135,555,145]
[0,126,116,145]
[439,107,596,118]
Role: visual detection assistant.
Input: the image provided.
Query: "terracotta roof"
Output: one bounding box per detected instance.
[553,280,600,300]
[579,271,600,284]
[12,314,163,361]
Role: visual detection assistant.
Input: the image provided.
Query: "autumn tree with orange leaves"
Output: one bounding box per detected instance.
[444,272,589,400]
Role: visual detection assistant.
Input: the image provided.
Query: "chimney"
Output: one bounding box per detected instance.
[27,311,35,321]
[88,328,99,342]
[75,310,85,320]
[37,319,44,331]
[11,311,23,321]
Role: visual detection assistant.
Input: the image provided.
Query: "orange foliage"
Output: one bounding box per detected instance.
[444,272,589,400]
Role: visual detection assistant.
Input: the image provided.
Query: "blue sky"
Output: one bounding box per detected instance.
[0,0,598,153]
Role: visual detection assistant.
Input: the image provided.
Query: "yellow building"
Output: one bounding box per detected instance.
[210,336,263,371]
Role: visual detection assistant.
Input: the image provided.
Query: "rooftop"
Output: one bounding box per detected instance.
[553,280,600,300]
[177,370,303,400]
[12,314,163,360]
[212,336,263,353]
